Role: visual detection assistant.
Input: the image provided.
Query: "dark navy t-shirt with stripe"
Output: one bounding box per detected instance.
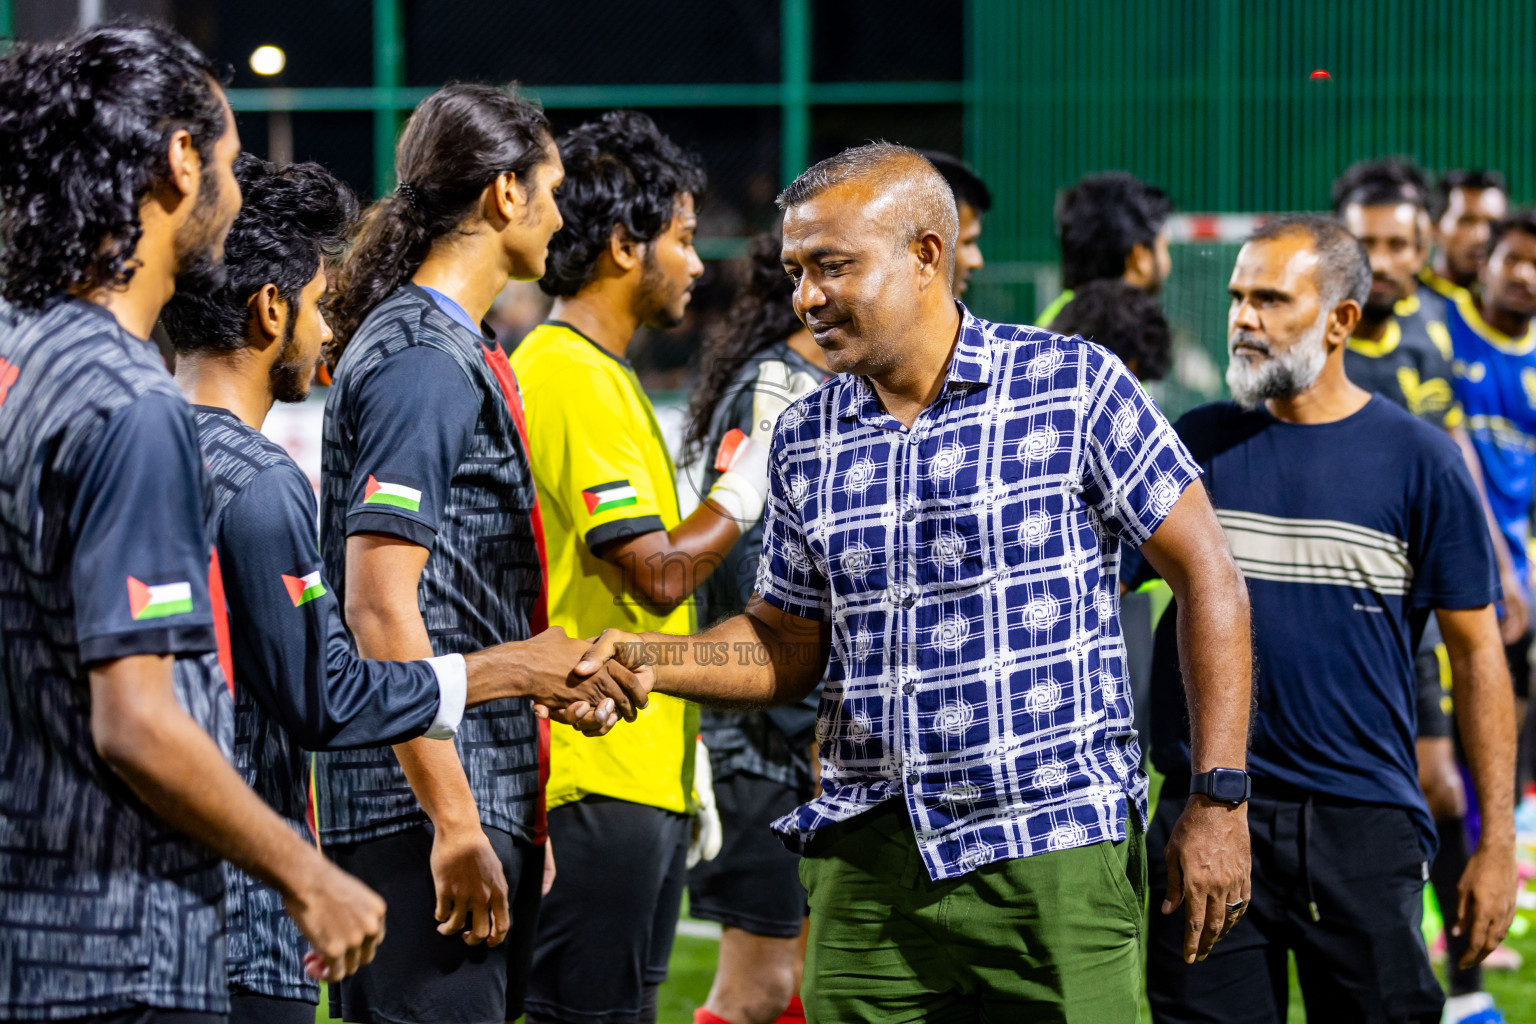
[0,298,232,1017]
[1145,396,1497,854]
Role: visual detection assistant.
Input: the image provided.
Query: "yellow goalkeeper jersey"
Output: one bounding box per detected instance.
[510,321,698,814]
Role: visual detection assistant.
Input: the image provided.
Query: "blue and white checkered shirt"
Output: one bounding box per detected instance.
[759,306,1201,881]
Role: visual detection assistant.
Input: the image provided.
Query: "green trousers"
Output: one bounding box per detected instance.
[799,800,1145,1024]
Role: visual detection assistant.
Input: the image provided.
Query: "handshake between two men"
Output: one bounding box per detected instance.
[496,592,832,737]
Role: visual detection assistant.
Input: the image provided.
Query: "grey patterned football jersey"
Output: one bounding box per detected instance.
[0,298,233,1018]
[316,284,542,845]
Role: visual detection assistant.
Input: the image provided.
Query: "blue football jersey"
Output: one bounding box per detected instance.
[1448,293,1536,587]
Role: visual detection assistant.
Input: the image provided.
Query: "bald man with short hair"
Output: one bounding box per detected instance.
[566,143,1255,1022]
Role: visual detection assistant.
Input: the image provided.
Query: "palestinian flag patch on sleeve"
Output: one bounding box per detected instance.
[127,576,193,620]
[363,474,422,512]
[281,570,327,608]
[581,479,638,515]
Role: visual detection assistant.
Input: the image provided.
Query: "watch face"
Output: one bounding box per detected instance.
[1210,770,1248,803]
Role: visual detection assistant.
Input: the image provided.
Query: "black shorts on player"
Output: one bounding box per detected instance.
[51,1011,228,1024]
[327,825,543,1024]
[525,798,690,1024]
[229,992,313,1024]
[689,772,808,939]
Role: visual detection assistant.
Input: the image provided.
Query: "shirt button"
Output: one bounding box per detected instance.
[903,682,915,695]
[902,507,916,522]
[906,772,920,786]
[902,593,917,609]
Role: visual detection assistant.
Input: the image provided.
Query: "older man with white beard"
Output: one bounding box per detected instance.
[1133,214,1519,1024]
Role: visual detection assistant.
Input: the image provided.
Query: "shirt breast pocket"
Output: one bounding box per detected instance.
[915,502,993,591]
[823,522,893,600]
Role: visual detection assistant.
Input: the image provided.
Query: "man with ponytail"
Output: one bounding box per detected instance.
[512,110,770,1024]
[317,84,608,1024]
[163,155,633,1024]
[0,23,388,1021]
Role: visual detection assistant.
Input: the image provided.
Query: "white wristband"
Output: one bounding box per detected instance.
[422,653,467,739]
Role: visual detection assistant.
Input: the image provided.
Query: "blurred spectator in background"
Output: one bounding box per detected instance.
[1447,212,1536,801]
[1334,157,1526,1018]
[919,150,992,297]
[1039,171,1173,327]
[1426,170,1509,301]
[1050,277,1172,382]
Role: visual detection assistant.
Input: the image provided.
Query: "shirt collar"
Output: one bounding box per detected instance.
[835,303,993,424]
[412,283,495,341]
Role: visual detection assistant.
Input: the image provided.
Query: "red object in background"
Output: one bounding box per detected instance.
[1310,69,1331,79]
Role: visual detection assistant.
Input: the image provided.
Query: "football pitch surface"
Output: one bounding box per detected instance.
[308,921,1536,1024]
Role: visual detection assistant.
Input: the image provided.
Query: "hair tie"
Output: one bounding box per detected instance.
[57,46,84,79]
[395,181,421,209]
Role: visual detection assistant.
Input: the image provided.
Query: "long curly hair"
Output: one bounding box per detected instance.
[161,154,357,354]
[539,110,706,298]
[0,22,228,310]
[681,232,803,466]
[324,83,551,368]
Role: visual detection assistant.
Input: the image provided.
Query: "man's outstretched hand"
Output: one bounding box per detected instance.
[534,628,655,737]
[1162,796,1251,964]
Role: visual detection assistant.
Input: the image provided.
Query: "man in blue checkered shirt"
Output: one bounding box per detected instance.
[571,144,1255,1023]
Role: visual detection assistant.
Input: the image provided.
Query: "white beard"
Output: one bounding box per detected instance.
[1225,313,1330,409]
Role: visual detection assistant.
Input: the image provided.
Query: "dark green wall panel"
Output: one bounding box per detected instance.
[968,0,1536,263]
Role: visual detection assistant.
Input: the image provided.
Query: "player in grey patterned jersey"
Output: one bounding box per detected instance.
[0,25,384,1022]
[163,155,625,1024]
[315,85,630,1024]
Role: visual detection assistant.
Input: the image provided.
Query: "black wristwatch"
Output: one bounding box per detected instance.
[1190,768,1250,806]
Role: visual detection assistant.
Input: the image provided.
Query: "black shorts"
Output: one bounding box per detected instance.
[326,824,543,1024]
[52,1010,225,1024]
[525,797,689,1024]
[229,992,312,1024]
[688,772,807,939]
[1145,784,1442,1024]
[1507,627,1533,701]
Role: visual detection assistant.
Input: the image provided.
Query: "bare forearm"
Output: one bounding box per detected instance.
[1174,562,1253,771]
[464,644,532,705]
[644,606,825,708]
[393,735,481,829]
[1448,638,1517,846]
[350,582,481,831]
[603,508,742,611]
